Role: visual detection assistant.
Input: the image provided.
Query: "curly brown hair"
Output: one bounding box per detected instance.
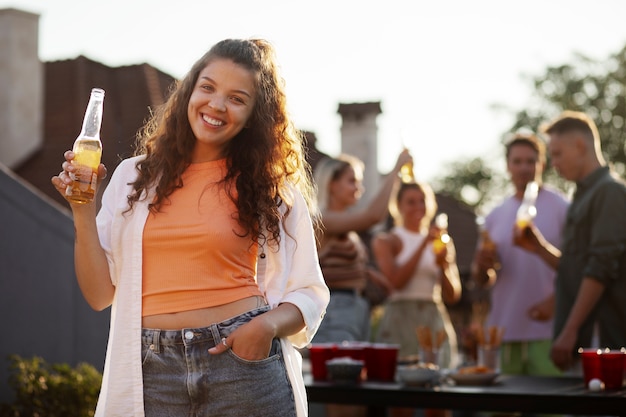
[128,38,317,248]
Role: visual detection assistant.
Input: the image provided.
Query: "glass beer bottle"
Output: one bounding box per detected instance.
[476,216,500,271]
[398,130,415,183]
[514,181,538,244]
[66,88,105,204]
[400,160,415,183]
[432,213,450,264]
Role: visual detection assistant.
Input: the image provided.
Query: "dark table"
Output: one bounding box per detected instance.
[305,374,626,416]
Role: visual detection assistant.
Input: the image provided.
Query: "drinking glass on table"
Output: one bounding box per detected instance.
[475,325,503,372]
[416,325,446,367]
[477,345,501,372]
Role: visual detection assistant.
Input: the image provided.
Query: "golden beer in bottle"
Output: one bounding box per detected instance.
[400,161,415,183]
[476,217,501,272]
[66,88,105,204]
[398,129,415,183]
[432,213,450,264]
[513,181,538,245]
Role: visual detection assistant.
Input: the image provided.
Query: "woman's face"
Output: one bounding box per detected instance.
[329,165,363,209]
[187,58,256,162]
[398,188,427,226]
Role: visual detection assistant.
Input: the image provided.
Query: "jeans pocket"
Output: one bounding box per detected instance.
[227,338,282,365]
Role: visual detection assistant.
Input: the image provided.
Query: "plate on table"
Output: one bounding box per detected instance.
[448,366,499,386]
[396,364,440,386]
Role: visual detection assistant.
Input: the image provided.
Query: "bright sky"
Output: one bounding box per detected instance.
[3,0,626,182]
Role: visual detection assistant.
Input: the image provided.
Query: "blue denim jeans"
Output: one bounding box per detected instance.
[141,306,296,417]
[311,291,370,343]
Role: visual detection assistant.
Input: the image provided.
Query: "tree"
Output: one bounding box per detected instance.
[432,156,508,215]
[433,43,626,212]
[509,45,626,178]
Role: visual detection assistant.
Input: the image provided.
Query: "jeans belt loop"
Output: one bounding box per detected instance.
[151,329,161,354]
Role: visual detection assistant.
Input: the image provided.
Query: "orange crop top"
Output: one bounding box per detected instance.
[142,159,262,316]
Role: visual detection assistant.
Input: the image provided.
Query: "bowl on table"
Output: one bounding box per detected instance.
[325,357,364,384]
[396,363,440,386]
[448,365,500,386]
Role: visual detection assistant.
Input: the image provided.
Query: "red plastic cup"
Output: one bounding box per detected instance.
[309,343,336,381]
[335,341,368,361]
[600,350,625,390]
[364,343,400,382]
[621,347,626,374]
[578,347,602,387]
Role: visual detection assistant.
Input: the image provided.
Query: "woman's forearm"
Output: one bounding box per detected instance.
[72,205,115,311]
[258,302,305,338]
[441,263,462,304]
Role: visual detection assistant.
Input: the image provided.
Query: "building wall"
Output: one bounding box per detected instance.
[338,102,381,209]
[0,164,109,403]
[0,8,43,169]
[0,7,172,404]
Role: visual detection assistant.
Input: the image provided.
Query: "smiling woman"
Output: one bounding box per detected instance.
[186,59,256,162]
[50,38,329,417]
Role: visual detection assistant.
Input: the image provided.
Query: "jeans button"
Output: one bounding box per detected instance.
[185,331,194,340]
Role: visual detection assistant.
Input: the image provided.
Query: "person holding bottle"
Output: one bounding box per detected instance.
[515,111,626,372]
[372,181,461,366]
[65,88,105,204]
[371,180,461,417]
[50,38,329,417]
[311,150,410,417]
[471,133,569,377]
[311,150,411,344]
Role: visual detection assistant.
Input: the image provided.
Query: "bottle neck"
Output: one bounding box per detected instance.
[80,105,103,139]
[79,90,104,140]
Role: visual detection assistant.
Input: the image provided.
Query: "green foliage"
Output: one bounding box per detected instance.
[432,156,508,213]
[0,355,101,417]
[510,45,626,179]
[433,44,626,212]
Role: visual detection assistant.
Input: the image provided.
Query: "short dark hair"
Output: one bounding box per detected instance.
[504,133,546,164]
[542,111,599,143]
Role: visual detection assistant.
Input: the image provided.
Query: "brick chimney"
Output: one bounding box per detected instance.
[337,101,381,207]
[0,8,43,169]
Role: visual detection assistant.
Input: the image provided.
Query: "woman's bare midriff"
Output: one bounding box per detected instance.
[142,295,267,330]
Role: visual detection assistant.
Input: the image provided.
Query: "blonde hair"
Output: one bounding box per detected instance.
[542,110,600,144]
[389,181,438,228]
[313,154,364,212]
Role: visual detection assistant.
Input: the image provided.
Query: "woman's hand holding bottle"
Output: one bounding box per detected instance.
[513,181,538,245]
[51,150,107,207]
[393,148,414,181]
[431,214,452,267]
